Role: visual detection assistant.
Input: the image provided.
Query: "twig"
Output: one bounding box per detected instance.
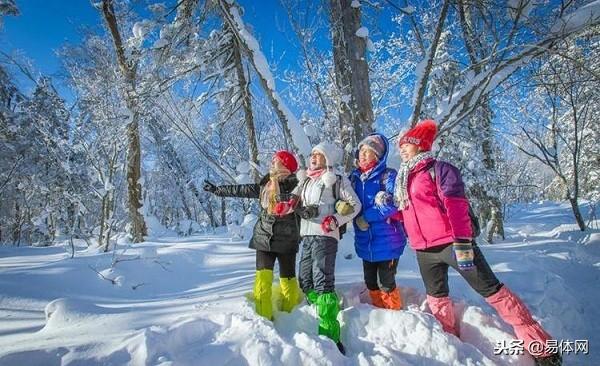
[88,265,116,285]
[112,255,142,266]
[132,283,147,290]
[153,259,172,272]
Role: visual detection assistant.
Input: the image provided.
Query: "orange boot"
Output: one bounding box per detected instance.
[369,289,385,308]
[381,288,403,310]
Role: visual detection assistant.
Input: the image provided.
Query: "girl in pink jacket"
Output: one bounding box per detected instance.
[394,120,560,366]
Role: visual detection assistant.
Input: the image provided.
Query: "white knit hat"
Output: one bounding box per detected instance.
[307,142,342,187]
[312,142,342,167]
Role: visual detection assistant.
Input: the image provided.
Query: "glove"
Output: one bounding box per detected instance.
[203,180,217,193]
[335,200,355,216]
[355,215,369,231]
[321,215,338,233]
[453,242,475,271]
[374,191,393,208]
[273,198,298,217]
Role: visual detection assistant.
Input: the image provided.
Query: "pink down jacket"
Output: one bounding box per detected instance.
[400,158,472,250]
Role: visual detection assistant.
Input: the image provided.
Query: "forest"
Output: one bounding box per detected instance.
[1,0,599,249]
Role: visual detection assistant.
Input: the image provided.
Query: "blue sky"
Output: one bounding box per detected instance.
[1,0,303,95]
[1,1,100,89]
[1,0,409,126]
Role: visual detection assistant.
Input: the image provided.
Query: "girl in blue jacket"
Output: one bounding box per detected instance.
[350,133,407,309]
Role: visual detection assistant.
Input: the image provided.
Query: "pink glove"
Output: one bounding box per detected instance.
[321,215,338,233]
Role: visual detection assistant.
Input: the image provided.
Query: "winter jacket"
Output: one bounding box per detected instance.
[400,157,472,250]
[294,173,361,241]
[350,133,407,262]
[213,174,301,254]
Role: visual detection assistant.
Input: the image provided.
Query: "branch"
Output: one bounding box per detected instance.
[410,0,450,126]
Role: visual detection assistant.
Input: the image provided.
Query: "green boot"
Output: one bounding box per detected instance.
[316,292,341,343]
[279,277,302,312]
[306,289,319,305]
[254,269,273,319]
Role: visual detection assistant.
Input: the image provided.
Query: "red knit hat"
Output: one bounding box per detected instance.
[273,150,298,173]
[398,119,437,151]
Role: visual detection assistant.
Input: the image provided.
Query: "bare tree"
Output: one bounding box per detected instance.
[507,44,598,231]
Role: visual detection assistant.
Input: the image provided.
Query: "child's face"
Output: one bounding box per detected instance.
[270,157,286,172]
[399,143,420,162]
[309,151,326,169]
[359,146,378,165]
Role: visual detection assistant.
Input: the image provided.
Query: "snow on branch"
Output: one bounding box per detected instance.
[409,0,450,127]
[436,0,600,134]
[218,0,311,162]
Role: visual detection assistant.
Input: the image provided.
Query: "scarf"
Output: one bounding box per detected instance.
[307,167,325,179]
[393,151,434,210]
[260,167,291,214]
[358,160,378,173]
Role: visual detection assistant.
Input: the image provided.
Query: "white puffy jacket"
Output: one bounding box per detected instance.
[294,172,361,241]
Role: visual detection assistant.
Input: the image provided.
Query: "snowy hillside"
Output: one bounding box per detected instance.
[0,201,598,366]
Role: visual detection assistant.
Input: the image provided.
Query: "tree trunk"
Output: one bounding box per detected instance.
[569,197,587,231]
[458,2,504,242]
[101,0,147,243]
[12,200,21,245]
[99,194,107,248]
[230,26,260,182]
[221,198,227,227]
[125,109,146,242]
[329,0,374,170]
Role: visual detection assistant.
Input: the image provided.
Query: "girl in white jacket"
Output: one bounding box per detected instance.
[275,142,360,354]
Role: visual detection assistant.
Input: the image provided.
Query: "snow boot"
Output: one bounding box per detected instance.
[485,286,553,358]
[306,289,319,305]
[534,353,562,366]
[279,277,302,312]
[427,295,458,336]
[254,269,273,320]
[369,289,385,308]
[316,292,341,343]
[380,288,403,310]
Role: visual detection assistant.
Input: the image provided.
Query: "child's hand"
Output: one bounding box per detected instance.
[453,242,475,270]
[321,215,338,233]
[273,202,291,216]
[355,215,369,231]
[335,200,354,216]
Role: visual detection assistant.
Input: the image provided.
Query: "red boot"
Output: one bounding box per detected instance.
[427,295,458,336]
[381,288,403,310]
[486,286,554,358]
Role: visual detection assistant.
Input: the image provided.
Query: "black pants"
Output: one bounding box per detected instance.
[363,259,399,292]
[416,243,502,298]
[298,236,338,294]
[256,250,296,279]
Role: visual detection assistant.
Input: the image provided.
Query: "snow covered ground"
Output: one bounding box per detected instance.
[0,201,598,366]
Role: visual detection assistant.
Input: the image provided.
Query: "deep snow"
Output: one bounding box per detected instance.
[0,201,598,365]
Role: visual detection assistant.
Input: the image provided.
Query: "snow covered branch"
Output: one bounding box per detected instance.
[217,0,311,163]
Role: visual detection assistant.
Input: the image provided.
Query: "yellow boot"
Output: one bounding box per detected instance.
[254,269,273,319]
[279,277,302,312]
